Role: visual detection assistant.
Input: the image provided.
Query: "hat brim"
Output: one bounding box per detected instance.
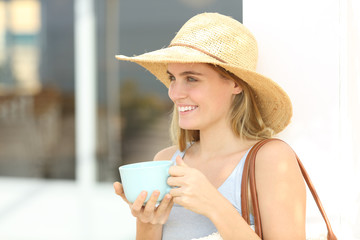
[116,45,292,133]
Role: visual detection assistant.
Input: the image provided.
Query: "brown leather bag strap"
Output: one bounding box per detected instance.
[241,138,273,237]
[241,138,337,240]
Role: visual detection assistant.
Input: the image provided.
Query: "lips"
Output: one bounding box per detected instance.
[178,105,198,112]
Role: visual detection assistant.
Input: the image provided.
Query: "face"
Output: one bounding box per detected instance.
[167,63,242,131]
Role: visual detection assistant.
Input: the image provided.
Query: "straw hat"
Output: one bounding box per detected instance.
[116,12,292,133]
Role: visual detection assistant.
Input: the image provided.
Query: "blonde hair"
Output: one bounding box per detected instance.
[170,64,274,151]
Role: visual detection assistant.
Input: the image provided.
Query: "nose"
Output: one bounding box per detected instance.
[168,81,187,101]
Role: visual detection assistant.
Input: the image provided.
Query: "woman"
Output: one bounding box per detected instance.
[114,13,306,240]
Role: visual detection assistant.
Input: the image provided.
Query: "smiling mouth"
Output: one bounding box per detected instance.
[178,105,198,113]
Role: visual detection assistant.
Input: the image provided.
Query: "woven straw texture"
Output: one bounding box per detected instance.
[116,12,292,133]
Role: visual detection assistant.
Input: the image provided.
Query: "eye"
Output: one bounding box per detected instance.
[187,76,197,82]
[168,75,175,81]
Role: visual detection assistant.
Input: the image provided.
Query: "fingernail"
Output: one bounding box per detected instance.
[141,191,147,197]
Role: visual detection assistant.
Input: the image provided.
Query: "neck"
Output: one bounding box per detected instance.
[195,121,254,159]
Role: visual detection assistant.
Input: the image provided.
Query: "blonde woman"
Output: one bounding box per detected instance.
[114,13,306,240]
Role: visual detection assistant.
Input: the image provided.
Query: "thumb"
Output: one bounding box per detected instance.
[176,155,188,167]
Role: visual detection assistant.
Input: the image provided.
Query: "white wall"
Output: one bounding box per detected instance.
[244,0,359,238]
[339,0,360,237]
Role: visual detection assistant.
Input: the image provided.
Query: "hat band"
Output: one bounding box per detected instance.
[169,43,227,64]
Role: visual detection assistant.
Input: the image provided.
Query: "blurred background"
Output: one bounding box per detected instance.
[0,0,359,239]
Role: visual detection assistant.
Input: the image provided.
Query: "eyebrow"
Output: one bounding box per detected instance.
[166,70,204,76]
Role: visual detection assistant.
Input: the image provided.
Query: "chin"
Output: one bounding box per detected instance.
[179,123,199,131]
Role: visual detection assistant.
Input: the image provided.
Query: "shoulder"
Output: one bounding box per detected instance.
[153,145,178,161]
[254,139,306,238]
[255,139,300,177]
[256,139,296,164]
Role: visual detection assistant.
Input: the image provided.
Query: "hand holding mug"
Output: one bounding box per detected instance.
[113,182,173,224]
[116,160,175,224]
[167,156,221,217]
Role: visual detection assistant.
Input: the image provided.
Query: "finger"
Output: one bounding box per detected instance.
[113,182,131,204]
[167,176,184,187]
[154,194,174,224]
[168,165,186,177]
[156,194,173,213]
[143,190,160,217]
[169,187,183,197]
[164,199,174,219]
[113,181,123,195]
[172,196,184,206]
[176,155,188,167]
[131,191,147,217]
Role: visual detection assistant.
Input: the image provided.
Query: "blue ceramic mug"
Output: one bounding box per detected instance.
[119,160,173,203]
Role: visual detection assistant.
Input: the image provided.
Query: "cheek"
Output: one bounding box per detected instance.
[213,96,234,117]
[168,88,172,99]
[168,85,175,101]
[211,87,234,107]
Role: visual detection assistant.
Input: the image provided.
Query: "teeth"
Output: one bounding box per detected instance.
[178,106,197,112]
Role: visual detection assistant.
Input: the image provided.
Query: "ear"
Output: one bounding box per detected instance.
[232,82,243,95]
